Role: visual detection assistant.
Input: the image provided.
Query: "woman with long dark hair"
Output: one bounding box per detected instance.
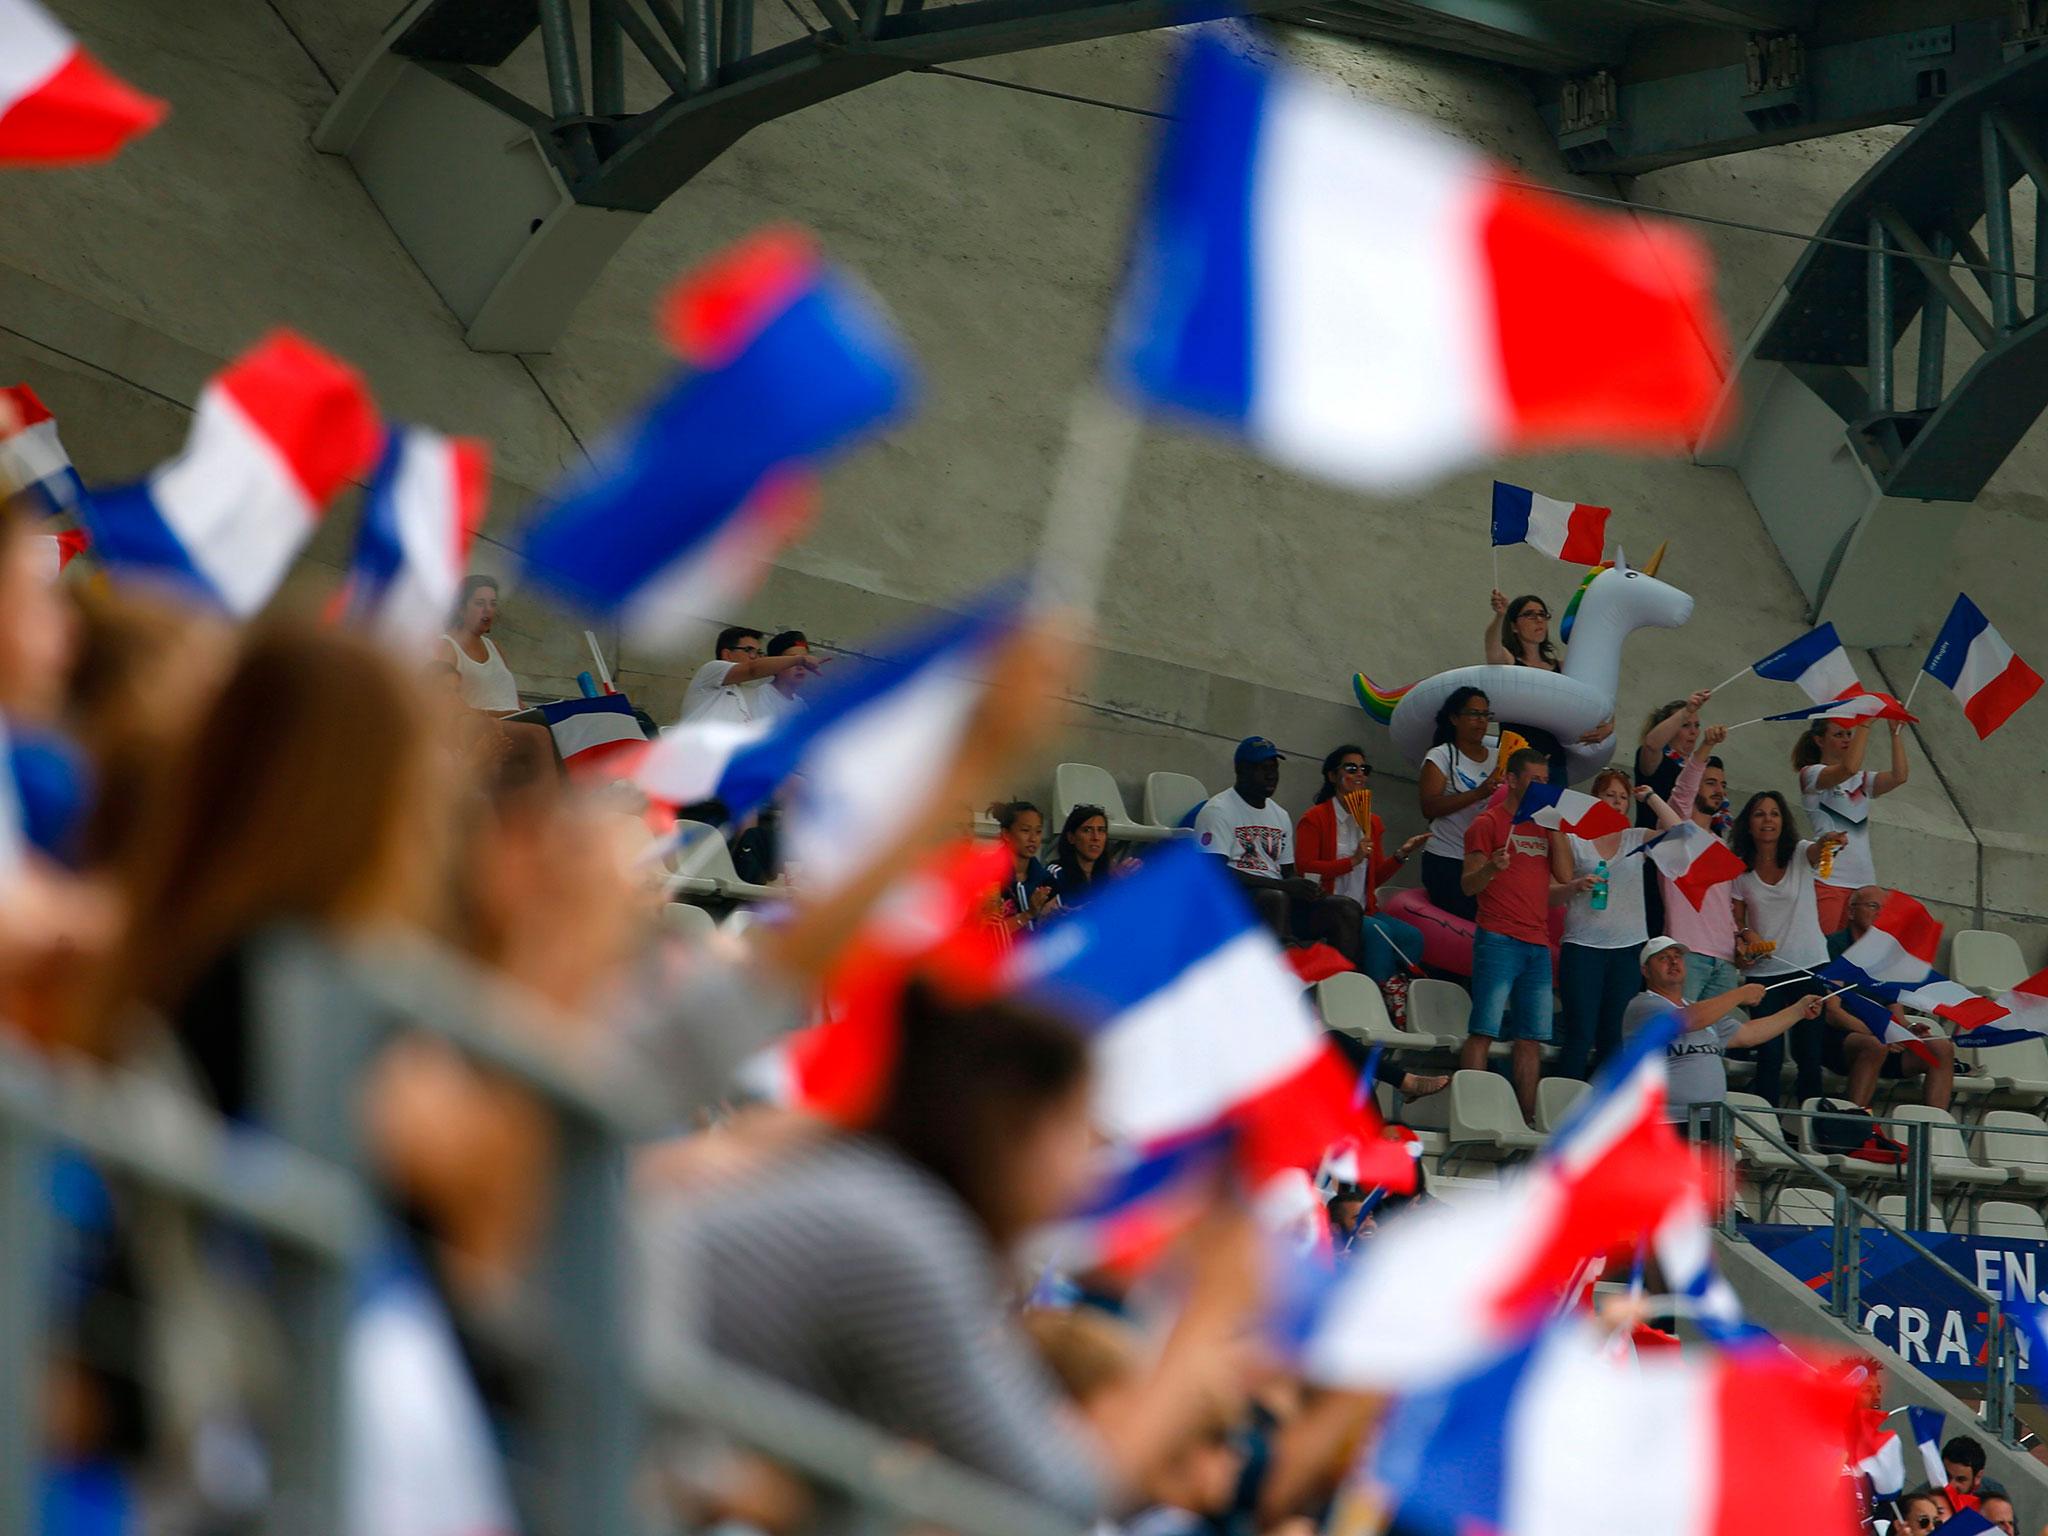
[1729,789,1846,1106]
[1046,803,1125,910]
[1416,687,1499,920]
[1296,745,1427,982]
[1483,590,1612,781]
[1793,716,1909,935]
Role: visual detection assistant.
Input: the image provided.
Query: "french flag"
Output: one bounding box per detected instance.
[0,384,87,512]
[30,526,87,582]
[516,228,913,645]
[1513,782,1631,839]
[1634,822,1746,912]
[1823,891,1944,990]
[1935,967,2048,1047]
[1110,34,1724,493]
[1294,1013,1708,1389]
[1922,594,2042,741]
[1490,483,1609,565]
[1854,1412,1907,1500]
[1764,691,1915,726]
[1370,1319,1859,1536]
[85,332,380,616]
[1751,623,1862,705]
[537,695,647,782]
[338,428,489,646]
[640,588,1019,896]
[1907,1405,1947,1491]
[0,0,164,166]
[1834,991,1947,1072]
[1008,841,1414,1192]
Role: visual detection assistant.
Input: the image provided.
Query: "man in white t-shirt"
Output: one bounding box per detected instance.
[749,630,818,726]
[1195,737,1364,966]
[680,625,817,725]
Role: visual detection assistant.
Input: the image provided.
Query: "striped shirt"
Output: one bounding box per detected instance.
[640,1136,1107,1518]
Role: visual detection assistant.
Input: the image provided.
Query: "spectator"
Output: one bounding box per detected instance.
[1548,767,1684,1079]
[1795,717,1910,935]
[1898,1491,1944,1534]
[1293,745,1428,985]
[1633,691,1713,934]
[1929,1489,1956,1524]
[752,630,816,724]
[680,625,815,725]
[1979,1491,2015,1536]
[442,575,521,714]
[1943,1437,1986,1501]
[1730,790,1845,1107]
[647,982,1259,1516]
[990,799,1056,932]
[1459,748,1572,1120]
[1047,804,1126,911]
[1484,590,1611,782]
[1821,885,1957,1111]
[1624,936,1822,1129]
[1195,738,1363,968]
[1658,739,1742,1004]
[1417,687,1501,921]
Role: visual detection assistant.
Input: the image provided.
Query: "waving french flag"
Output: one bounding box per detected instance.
[538,695,647,781]
[516,228,912,645]
[338,428,489,646]
[1633,822,1745,912]
[1823,891,1945,989]
[1923,594,2042,741]
[1295,1012,1706,1389]
[31,526,87,582]
[1490,483,1609,565]
[0,385,86,512]
[1370,1320,1857,1536]
[1764,691,1915,726]
[1110,33,1723,492]
[1936,967,2048,1047]
[0,0,164,165]
[1751,623,1862,704]
[1852,1410,1907,1500]
[1513,782,1631,839]
[86,332,380,615]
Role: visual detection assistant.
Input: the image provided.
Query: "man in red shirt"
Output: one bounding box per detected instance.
[1460,749,1583,1119]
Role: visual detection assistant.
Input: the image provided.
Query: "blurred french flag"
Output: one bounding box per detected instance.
[0,385,87,513]
[516,228,913,645]
[337,427,489,646]
[1110,33,1723,491]
[86,332,381,615]
[1750,622,1861,704]
[0,0,164,165]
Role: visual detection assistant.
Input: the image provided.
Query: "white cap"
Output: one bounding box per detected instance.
[1640,935,1688,967]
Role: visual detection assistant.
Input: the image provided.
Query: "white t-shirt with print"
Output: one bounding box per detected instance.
[680,659,754,725]
[1560,827,1654,948]
[1799,764,1874,889]
[1194,787,1293,878]
[1734,841,1828,974]
[1422,739,1498,860]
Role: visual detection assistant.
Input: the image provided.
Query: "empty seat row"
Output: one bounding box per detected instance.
[1051,763,1206,844]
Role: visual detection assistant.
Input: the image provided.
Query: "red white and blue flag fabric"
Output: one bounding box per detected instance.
[1851,1409,1906,1499]
[1907,1405,1948,1491]
[515,228,912,646]
[639,587,1019,896]
[338,427,489,646]
[1109,33,1723,492]
[0,0,164,166]
[1008,840,1409,1192]
[346,1244,517,1536]
[1751,623,1861,705]
[537,695,647,782]
[1490,483,1609,565]
[1820,891,1981,1030]
[1922,594,2042,741]
[1633,822,1746,912]
[1291,1009,1706,1389]
[1369,1318,1858,1536]
[31,526,87,582]
[1765,691,1915,726]
[85,332,380,616]
[0,384,86,512]
[1933,967,2048,1047]
[1513,782,1631,839]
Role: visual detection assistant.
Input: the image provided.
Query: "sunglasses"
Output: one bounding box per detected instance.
[1515,608,1552,621]
[1337,763,1372,777]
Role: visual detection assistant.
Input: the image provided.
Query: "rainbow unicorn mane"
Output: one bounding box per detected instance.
[1558,562,1613,646]
[1353,671,1414,725]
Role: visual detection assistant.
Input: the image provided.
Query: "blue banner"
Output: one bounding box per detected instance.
[1747,1224,2048,1384]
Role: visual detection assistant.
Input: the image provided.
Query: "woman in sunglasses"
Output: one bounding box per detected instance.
[1485,590,1608,782]
[1296,745,1428,984]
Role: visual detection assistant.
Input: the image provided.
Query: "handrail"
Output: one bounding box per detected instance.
[1703,1101,2020,1442]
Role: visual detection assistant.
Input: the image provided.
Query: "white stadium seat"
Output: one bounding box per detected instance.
[1142,771,1208,833]
[1051,762,1173,843]
[1952,929,2029,994]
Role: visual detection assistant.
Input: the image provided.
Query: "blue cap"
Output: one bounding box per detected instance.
[1234,735,1282,765]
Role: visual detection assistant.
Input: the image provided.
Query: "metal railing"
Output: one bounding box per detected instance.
[1695,1099,2023,1443]
[0,928,1087,1536]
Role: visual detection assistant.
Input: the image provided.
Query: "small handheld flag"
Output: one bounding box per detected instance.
[31,526,87,582]
[537,695,648,782]
[1633,822,1745,911]
[0,0,165,165]
[1753,691,1915,727]
[1750,623,1861,705]
[1489,482,1609,565]
[1922,594,2042,740]
[0,384,86,512]
[1512,782,1630,839]
[338,427,489,646]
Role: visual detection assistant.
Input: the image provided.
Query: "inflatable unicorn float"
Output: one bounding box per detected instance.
[1351,546,1692,975]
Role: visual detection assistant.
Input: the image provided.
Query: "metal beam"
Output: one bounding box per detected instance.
[1290,0,1624,71]
[1872,205,1997,350]
[1588,0,1811,28]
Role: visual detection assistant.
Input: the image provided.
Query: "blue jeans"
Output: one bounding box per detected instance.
[1469,929,1554,1041]
[1681,953,1743,1006]
[1556,941,1641,1080]
[1361,913,1425,985]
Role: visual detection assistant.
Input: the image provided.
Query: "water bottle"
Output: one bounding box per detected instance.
[1590,859,1610,912]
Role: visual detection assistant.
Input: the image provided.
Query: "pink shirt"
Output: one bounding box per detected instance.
[1659,754,1736,960]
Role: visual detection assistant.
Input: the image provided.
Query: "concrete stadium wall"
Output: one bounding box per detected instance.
[13,2,2048,956]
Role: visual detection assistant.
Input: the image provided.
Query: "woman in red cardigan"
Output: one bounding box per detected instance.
[1295,745,1429,984]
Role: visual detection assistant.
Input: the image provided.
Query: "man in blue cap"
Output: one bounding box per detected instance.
[1194,736,1364,965]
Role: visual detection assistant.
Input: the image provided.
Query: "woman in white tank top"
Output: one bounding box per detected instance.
[443,576,520,714]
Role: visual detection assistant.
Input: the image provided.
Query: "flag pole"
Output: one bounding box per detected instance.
[1719,715,1770,732]
[1034,382,1142,624]
[1702,665,1750,697]
[1902,670,1927,712]
[585,629,615,693]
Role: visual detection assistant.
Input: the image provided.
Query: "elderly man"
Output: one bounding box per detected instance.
[1823,885,1958,1111]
